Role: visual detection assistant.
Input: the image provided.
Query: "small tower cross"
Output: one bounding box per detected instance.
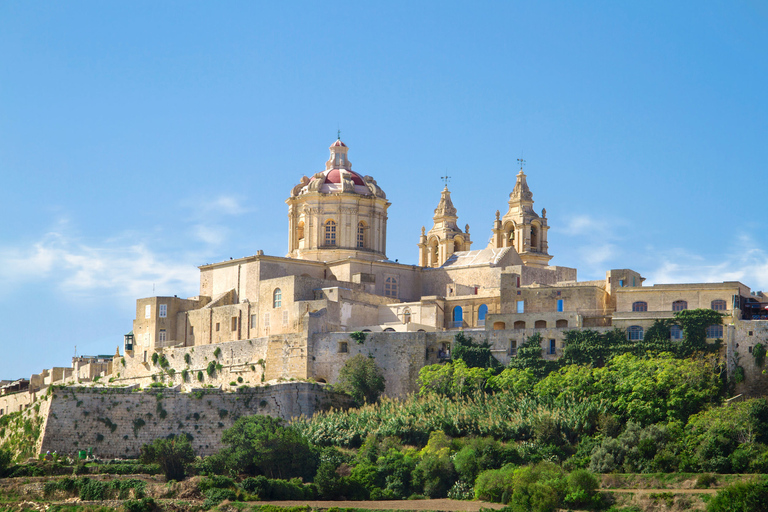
[337,129,341,140]
[441,174,451,186]
[517,157,526,171]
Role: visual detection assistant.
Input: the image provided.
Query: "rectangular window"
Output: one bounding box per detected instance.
[339,341,348,353]
[282,310,289,327]
[159,330,166,343]
[231,317,238,331]
[189,326,194,335]
[549,339,556,355]
[215,323,220,332]
[619,279,625,287]
[517,300,525,314]
[159,304,167,318]
[145,305,151,319]
[143,351,147,363]
[250,314,257,329]
[557,299,564,312]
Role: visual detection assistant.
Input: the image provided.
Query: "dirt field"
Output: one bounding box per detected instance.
[245,500,506,511]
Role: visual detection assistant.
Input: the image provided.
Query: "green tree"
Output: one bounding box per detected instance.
[337,354,386,406]
[451,332,500,369]
[561,329,629,367]
[139,434,195,481]
[507,333,559,379]
[218,415,317,480]
[707,477,768,512]
[675,308,723,356]
[417,359,494,397]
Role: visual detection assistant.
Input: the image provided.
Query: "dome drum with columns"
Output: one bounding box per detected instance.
[286,139,390,262]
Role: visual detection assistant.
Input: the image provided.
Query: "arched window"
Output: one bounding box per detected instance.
[627,325,644,340]
[385,277,398,298]
[403,308,411,324]
[535,320,547,329]
[632,301,648,312]
[493,321,506,330]
[357,222,366,249]
[672,300,688,311]
[384,328,396,332]
[297,221,305,242]
[273,288,282,308]
[706,325,724,339]
[711,300,727,311]
[452,306,463,328]
[325,220,336,246]
[670,325,683,340]
[513,320,526,330]
[556,319,568,328]
[530,225,539,251]
[454,237,463,253]
[478,304,488,326]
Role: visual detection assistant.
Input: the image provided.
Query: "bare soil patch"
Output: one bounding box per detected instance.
[251,499,506,511]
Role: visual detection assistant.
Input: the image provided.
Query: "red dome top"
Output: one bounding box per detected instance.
[325,168,365,186]
[331,139,347,147]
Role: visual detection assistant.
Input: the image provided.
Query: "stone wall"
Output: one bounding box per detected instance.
[731,319,768,397]
[36,383,351,458]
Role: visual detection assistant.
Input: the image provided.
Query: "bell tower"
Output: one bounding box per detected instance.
[418,185,472,267]
[491,159,552,267]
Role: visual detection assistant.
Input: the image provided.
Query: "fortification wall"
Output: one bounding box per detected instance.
[731,319,768,397]
[116,336,310,390]
[37,383,351,459]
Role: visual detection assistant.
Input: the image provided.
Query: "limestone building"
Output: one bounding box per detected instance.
[3,136,767,415]
[106,137,766,398]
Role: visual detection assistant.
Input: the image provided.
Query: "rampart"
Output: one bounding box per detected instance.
[0,382,350,460]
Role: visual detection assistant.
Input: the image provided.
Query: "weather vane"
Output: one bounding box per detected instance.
[441,174,451,186]
[517,156,526,171]
[337,129,341,140]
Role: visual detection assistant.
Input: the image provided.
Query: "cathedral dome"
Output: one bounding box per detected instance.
[290,139,386,199]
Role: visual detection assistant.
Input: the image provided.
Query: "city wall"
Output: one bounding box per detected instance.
[35,383,351,458]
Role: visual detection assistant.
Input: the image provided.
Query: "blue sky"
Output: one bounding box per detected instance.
[1,1,767,379]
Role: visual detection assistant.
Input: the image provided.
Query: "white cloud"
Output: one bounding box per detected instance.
[193,224,228,246]
[209,195,248,216]
[0,231,199,300]
[644,235,768,291]
[555,214,625,238]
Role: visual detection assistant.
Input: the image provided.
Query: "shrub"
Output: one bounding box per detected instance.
[314,461,346,499]
[336,354,386,406]
[207,361,216,377]
[475,464,517,503]
[217,415,318,480]
[198,371,204,382]
[240,476,270,498]
[0,448,12,477]
[564,469,601,508]
[139,434,195,481]
[151,353,159,365]
[707,477,768,511]
[184,353,192,365]
[214,347,222,359]
[123,497,156,512]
